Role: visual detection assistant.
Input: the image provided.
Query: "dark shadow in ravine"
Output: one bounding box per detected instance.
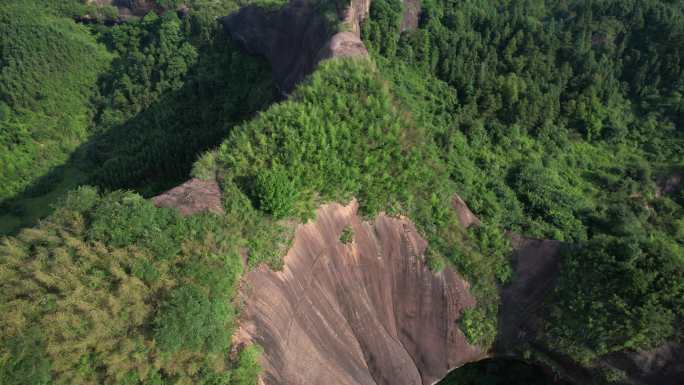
[436,358,572,385]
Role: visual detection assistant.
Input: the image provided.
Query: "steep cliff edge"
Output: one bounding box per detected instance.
[221,0,369,94]
[233,201,485,385]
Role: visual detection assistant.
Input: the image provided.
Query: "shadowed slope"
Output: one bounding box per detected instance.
[221,0,369,94]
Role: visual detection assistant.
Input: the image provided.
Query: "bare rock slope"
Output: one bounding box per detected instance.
[234,201,485,385]
[222,0,369,94]
[152,178,224,216]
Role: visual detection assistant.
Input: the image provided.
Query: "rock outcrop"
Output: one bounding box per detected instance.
[498,235,684,385]
[233,201,485,385]
[222,0,369,94]
[604,342,684,385]
[87,0,157,17]
[400,0,421,31]
[452,194,481,228]
[152,178,224,216]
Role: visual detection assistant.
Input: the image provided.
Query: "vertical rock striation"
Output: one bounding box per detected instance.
[233,201,485,385]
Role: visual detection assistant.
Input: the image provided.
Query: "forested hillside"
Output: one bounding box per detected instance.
[0,0,276,234]
[362,0,684,376]
[0,0,683,384]
[0,1,110,204]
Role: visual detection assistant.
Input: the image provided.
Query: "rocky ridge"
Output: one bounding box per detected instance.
[221,0,369,94]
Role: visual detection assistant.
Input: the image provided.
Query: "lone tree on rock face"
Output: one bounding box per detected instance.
[339,225,354,244]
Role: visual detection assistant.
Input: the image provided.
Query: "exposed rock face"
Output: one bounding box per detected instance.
[499,235,684,385]
[152,178,224,216]
[657,171,683,197]
[88,0,157,17]
[234,201,484,385]
[497,235,563,352]
[400,0,421,31]
[343,0,371,35]
[452,194,481,228]
[222,0,369,94]
[317,32,369,61]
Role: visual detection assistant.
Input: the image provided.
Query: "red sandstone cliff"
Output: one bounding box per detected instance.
[233,201,485,385]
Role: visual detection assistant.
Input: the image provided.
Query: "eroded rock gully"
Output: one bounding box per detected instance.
[233,201,485,385]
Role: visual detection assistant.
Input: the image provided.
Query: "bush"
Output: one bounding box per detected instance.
[192,151,219,180]
[0,0,110,202]
[254,166,299,219]
[0,189,247,384]
[339,226,354,244]
[154,284,232,352]
[460,307,497,347]
[230,345,263,385]
[426,247,446,272]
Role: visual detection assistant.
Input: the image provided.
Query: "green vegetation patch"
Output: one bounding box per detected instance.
[0,187,259,385]
[339,226,354,244]
[0,1,111,203]
[362,0,684,362]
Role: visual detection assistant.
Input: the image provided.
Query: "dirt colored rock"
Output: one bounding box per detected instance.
[342,0,371,35]
[499,234,684,385]
[89,0,156,17]
[152,178,224,216]
[317,32,369,61]
[400,0,421,31]
[497,234,563,351]
[222,0,370,94]
[452,194,481,228]
[234,201,484,385]
[656,171,683,197]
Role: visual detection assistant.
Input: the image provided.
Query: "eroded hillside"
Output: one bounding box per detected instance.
[233,201,483,385]
[1,0,683,385]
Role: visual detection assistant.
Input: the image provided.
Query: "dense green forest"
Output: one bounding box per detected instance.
[0,187,261,384]
[0,1,110,207]
[0,0,276,234]
[362,0,684,376]
[1,0,683,383]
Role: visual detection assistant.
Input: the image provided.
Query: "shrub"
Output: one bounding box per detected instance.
[230,345,263,385]
[192,151,219,180]
[254,166,299,219]
[460,307,497,347]
[154,284,232,352]
[426,247,446,272]
[0,189,247,384]
[339,226,354,244]
[546,234,684,363]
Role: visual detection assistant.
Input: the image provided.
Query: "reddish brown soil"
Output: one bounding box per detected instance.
[400,0,421,31]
